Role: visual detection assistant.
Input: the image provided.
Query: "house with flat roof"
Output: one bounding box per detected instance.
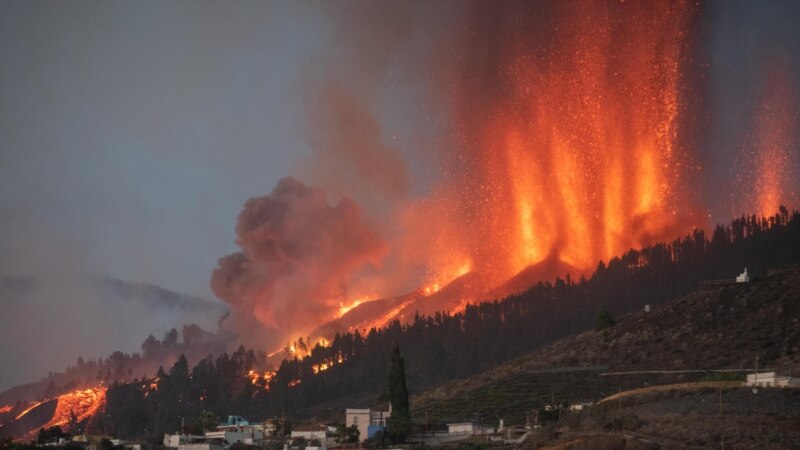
[746,372,800,388]
[345,407,391,442]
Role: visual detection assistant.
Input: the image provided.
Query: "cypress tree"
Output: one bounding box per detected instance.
[387,343,411,443]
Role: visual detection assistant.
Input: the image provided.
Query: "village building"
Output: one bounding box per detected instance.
[447,422,495,436]
[290,424,337,447]
[746,371,800,388]
[344,407,391,442]
[163,415,263,450]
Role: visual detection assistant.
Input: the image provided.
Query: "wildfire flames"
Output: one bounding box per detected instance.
[248,370,275,387]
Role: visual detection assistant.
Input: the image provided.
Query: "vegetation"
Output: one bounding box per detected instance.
[594,310,616,332]
[103,347,266,440]
[0,324,233,406]
[386,344,411,443]
[335,424,359,444]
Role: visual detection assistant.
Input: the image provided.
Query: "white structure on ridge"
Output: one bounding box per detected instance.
[736,268,750,283]
[746,372,800,388]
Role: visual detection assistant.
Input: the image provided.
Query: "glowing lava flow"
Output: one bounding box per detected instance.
[336,296,370,318]
[43,387,107,429]
[14,401,44,421]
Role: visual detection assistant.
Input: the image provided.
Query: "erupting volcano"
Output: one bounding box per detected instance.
[209,0,798,352]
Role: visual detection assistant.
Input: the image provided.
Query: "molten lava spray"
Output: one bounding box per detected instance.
[745,66,798,216]
[434,0,703,283]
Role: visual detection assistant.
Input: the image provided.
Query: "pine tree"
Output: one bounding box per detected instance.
[387,343,411,443]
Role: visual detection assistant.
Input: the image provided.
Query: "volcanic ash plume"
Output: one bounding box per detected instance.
[210,177,386,348]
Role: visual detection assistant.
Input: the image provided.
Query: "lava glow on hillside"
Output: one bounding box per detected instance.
[4,387,107,438]
[43,387,106,430]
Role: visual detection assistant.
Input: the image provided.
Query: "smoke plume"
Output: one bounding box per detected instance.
[211,177,386,348]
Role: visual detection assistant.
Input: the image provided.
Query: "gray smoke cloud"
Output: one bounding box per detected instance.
[210,177,387,349]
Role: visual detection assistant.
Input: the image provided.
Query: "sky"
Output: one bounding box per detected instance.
[0,1,334,390]
[1,1,798,392]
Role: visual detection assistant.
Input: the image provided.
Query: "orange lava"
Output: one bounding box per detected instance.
[336,296,370,318]
[43,387,107,430]
[359,302,414,332]
[14,401,44,421]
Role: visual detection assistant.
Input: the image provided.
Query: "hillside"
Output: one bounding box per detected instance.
[410,266,800,448]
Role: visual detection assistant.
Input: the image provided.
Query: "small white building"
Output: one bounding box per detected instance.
[204,429,262,446]
[345,407,391,442]
[178,444,224,450]
[567,402,593,412]
[290,424,337,447]
[163,416,263,450]
[746,372,800,388]
[447,423,494,436]
[163,434,206,448]
[736,268,750,283]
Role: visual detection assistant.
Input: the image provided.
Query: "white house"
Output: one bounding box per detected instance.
[290,424,337,447]
[447,423,494,436]
[163,434,206,448]
[736,268,750,283]
[163,415,263,450]
[747,372,800,388]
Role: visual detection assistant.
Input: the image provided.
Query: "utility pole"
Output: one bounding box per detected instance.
[755,353,759,380]
[754,353,760,394]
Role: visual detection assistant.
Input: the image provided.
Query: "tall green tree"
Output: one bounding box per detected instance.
[387,343,411,443]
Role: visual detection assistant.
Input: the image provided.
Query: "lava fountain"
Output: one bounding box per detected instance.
[434,0,704,284]
[748,66,798,217]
